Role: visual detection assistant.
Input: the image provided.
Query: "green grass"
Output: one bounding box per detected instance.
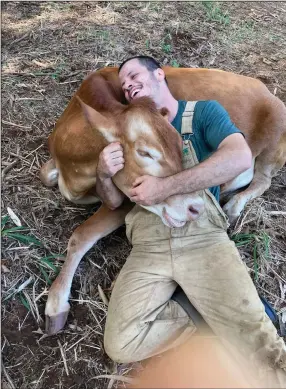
[2,215,63,307]
[230,20,258,43]
[38,255,62,285]
[19,292,31,310]
[170,59,180,68]
[2,215,43,246]
[231,231,270,281]
[161,33,173,54]
[77,29,110,43]
[202,2,230,26]
[51,63,66,81]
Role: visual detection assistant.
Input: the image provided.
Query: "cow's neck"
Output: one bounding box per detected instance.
[155,92,179,123]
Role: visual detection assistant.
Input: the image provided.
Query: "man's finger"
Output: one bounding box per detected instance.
[114,163,124,172]
[113,157,125,166]
[106,142,122,152]
[111,150,123,159]
[132,176,146,188]
[130,196,139,203]
[129,187,139,197]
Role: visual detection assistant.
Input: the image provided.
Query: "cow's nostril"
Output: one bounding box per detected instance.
[188,205,199,215]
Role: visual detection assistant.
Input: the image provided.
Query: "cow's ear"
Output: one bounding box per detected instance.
[160,107,170,122]
[76,96,119,143]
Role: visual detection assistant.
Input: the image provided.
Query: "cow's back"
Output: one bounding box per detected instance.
[97,66,286,156]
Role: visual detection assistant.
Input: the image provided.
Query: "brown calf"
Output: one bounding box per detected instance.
[42,67,286,334]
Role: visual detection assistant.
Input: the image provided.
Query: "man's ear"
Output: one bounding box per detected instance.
[76,96,119,143]
[160,107,170,122]
[154,68,166,83]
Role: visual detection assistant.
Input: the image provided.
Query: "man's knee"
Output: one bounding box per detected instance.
[104,327,137,364]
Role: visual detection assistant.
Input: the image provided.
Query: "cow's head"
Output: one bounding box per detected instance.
[78,96,204,228]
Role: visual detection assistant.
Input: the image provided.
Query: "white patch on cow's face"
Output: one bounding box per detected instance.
[125,113,164,176]
[127,114,153,142]
[143,163,163,176]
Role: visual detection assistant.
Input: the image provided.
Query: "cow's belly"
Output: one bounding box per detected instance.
[221,159,255,194]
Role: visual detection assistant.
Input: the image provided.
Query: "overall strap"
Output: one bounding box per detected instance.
[181,101,198,136]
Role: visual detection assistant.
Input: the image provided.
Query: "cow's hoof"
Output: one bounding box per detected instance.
[222,197,243,225]
[45,310,69,335]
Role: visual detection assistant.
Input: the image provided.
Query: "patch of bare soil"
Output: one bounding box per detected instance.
[1,2,286,388]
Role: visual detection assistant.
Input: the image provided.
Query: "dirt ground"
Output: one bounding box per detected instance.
[1,2,286,388]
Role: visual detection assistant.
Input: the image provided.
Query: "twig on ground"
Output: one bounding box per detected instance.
[90,374,134,385]
[2,159,20,179]
[1,358,16,389]
[57,339,69,376]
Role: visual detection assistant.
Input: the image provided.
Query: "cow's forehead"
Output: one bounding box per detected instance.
[126,112,154,142]
[124,109,180,158]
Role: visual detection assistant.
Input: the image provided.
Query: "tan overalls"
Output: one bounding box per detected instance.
[104,102,286,387]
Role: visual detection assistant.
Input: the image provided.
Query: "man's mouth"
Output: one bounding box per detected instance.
[129,87,141,100]
[162,207,186,228]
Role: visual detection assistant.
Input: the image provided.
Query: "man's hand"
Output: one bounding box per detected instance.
[97,142,124,179]
[129,175,170,205]
[96,142,125,210]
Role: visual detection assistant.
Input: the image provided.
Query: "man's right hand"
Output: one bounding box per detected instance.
[97,142,125,179]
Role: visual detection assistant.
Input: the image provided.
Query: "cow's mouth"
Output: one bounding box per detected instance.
[162,208,186,228]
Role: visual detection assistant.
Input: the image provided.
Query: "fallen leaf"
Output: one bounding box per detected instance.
[7,207,22,226]
[98,284,109,306]
[2,265,10,273]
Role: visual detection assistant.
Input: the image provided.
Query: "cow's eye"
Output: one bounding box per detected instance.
[137,149,153,159]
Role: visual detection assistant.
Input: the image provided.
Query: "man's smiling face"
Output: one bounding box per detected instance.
[119,58,160,103]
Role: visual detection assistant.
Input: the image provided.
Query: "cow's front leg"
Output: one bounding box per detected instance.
[39,158,59,187]
[222,171,272,224]
[45,201,132,335]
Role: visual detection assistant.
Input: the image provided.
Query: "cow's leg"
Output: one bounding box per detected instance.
[39,159,59,187]
[220,159,255,196]
[45,201,132,335]
[222,146,286,223]
[222,171,271,223]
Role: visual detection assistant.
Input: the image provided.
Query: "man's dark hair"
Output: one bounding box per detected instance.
[118,55,162,73]
[118,55,168,84]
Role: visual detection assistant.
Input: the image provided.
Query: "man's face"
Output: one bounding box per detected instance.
[119,59,161,103]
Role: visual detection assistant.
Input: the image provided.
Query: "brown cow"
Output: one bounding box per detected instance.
[42,67,286,334]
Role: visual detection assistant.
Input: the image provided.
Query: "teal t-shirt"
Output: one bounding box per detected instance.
[171,100,244,201]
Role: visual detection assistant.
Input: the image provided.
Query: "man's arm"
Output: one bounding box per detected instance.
[130,133,252,205]
[96,142,125,210]
[166,133,252,196]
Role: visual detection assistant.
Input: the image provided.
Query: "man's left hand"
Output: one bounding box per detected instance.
[129,175,170,205]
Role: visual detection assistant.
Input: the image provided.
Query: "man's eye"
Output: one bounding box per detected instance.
[131,74,137,80]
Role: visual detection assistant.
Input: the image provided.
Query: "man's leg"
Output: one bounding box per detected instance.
[174,238,286,387]
[104,246,196,363]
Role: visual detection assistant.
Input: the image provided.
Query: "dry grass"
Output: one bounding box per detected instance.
[1,2,286,388]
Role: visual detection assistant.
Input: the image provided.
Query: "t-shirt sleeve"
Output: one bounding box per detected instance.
[196,100,244,151]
